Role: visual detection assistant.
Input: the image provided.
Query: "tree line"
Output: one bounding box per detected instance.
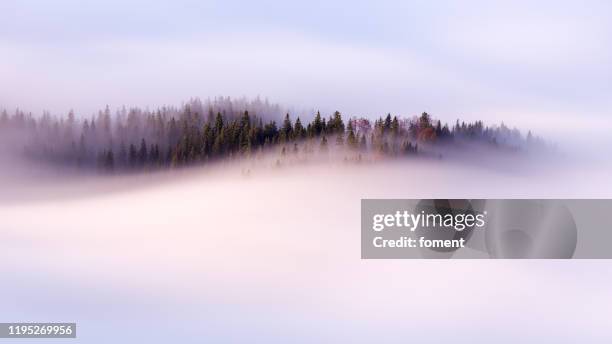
[0,99,538,172]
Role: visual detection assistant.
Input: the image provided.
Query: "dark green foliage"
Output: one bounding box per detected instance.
[312,111,323,136]
[419,112,431,128]
[280,113,293,143]
[294,117,305,140]
[328,111,345,134]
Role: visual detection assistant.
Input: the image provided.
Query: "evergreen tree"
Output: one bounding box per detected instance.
[212,128,225,156]
[240,111,251,130]
[330,111,345,134]
[294,117,305,139]
[435,120,443,138]
[313,111,323,135]
[384,114,392,133]
[214,112,224,134]
[138,138,148,166]
[391,116,399,137]
[419,112,431,129]
[347,121,357,149]
[280,113,293,143]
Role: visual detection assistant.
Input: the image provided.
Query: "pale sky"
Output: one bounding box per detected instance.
[1,0,611,136]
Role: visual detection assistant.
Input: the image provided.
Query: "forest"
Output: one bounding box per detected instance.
[0,97,540,173]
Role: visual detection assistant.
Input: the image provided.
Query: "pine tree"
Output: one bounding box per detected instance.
[294,117,305,139]
[419,112,431,129]
[435,120,443,138]
[391,116,399,137]
[384,114,392,133]
[347,121,357,149]
[313,111,323,135]
[214,112,224,134]
[280,113,293,143]
[330,111,345,134]
[212,128,224,156]
[240,111,251,131]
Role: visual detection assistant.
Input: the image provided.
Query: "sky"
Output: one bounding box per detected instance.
[1,0,611,136]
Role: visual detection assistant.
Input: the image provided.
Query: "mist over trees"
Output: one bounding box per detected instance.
[0,97,542,173]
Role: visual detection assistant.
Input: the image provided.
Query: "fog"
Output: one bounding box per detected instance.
[2,0,611,340]
[1,146,612,342]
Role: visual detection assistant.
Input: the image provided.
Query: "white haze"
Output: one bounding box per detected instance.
[2,0,612,341]
[2,0,611,139]
[1,147,612,342]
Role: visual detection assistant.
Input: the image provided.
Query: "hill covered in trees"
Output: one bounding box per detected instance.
[0,97,542,173]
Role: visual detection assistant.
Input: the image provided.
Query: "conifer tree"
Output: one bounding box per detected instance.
[212,128,224,156]
[330,111,345,134]
[294,117,305,139]
[313,111,323,135]
[240,111,251,131]
[419,112,431,129]
[391,116,399,137]
[214,112,224,134]
[280,113,293,143]
[347,121,357,149]
[384,114,392,132]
